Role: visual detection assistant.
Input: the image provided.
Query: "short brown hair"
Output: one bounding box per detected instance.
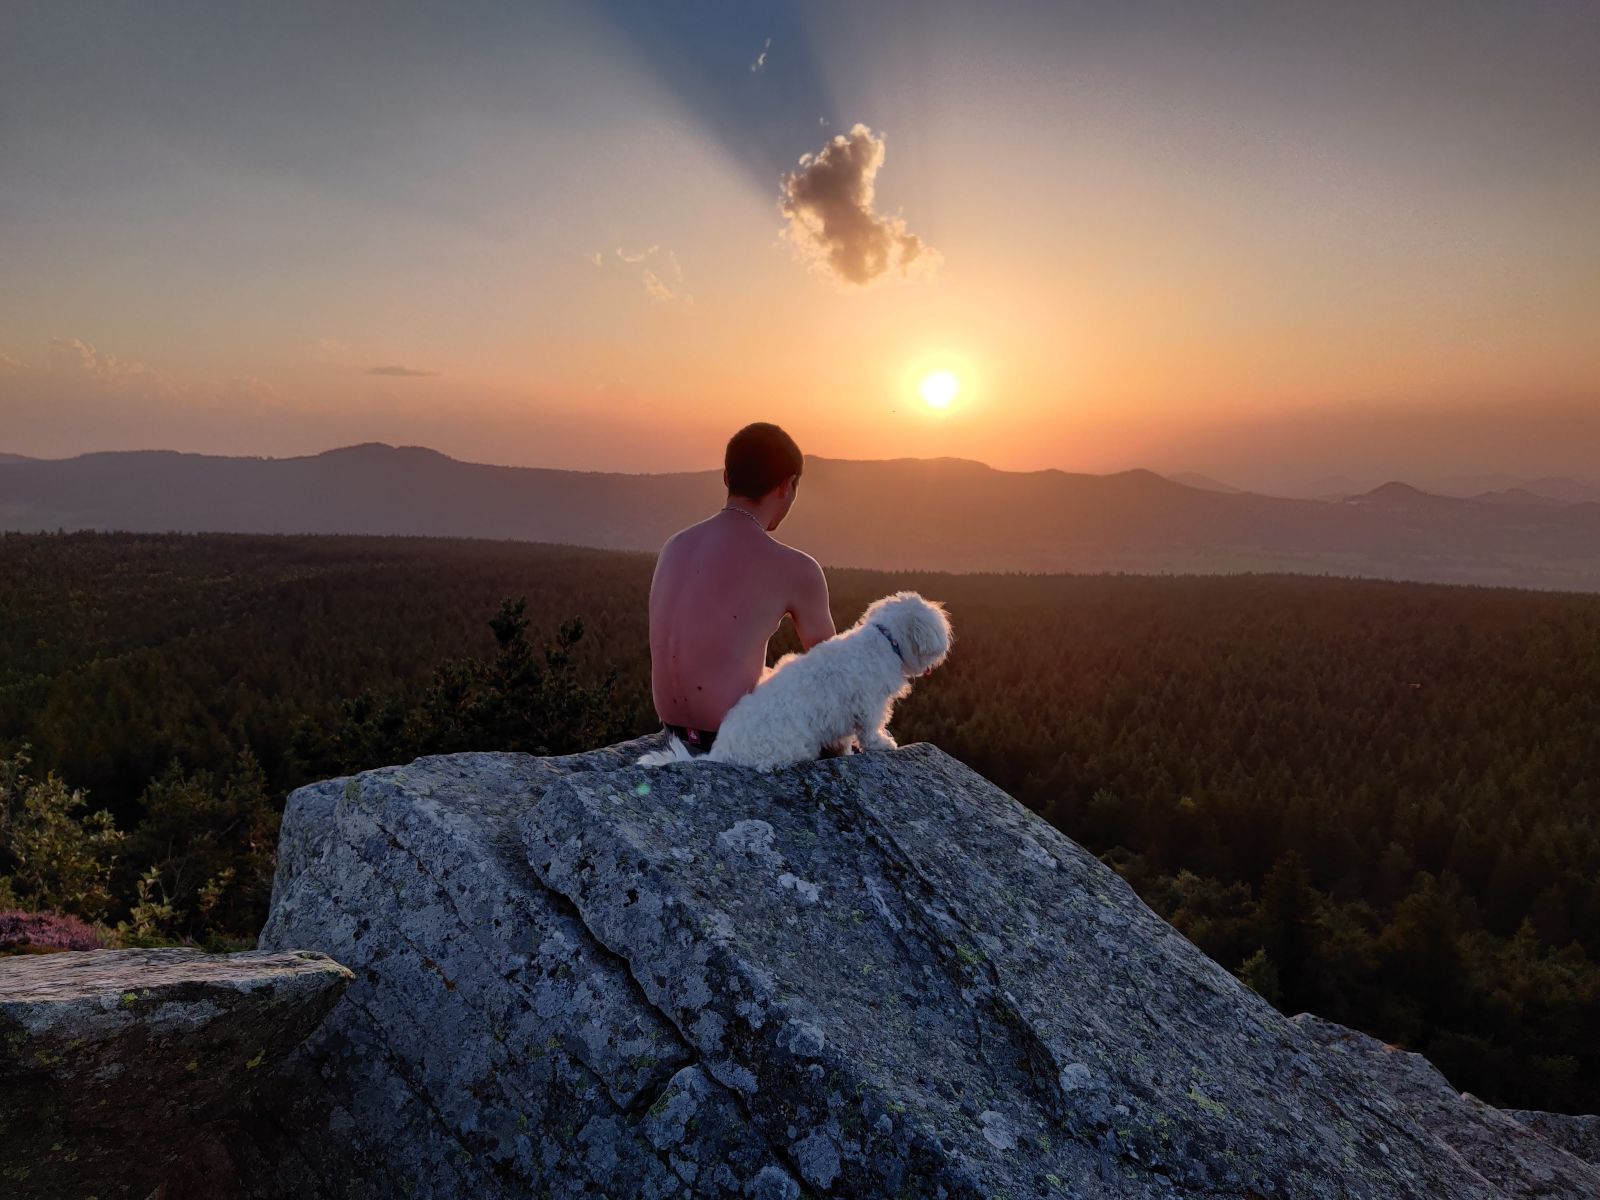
[725,423,802,500]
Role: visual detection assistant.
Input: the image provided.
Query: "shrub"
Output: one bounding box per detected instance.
[0,748,123,918]
[0,908,102,954]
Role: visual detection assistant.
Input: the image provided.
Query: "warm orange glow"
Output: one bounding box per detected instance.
[919,370,960,409]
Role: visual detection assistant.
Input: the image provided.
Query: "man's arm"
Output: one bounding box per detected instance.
[786,552,836,650]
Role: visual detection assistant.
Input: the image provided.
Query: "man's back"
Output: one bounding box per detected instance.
[650,508,832,732]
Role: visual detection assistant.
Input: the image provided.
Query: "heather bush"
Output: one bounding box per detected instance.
[0,908,101,954]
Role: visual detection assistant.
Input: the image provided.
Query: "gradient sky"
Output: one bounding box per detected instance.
[3,1,1597,489]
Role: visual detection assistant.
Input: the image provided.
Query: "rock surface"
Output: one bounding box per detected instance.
[0,946,351,1199]
[255,736,1599,1198]
[1504,1109,1600,1167]
[1293,1015,1600,1198]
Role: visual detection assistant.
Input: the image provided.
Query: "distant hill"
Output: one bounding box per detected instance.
[1281,474,1367,499]
[0,453,34,464]
[1473,487,1568,507]
[2,442,1599,589]
[1431,474,1600,505]
[1166,471,1243,493]
[1344,481,1459,507]
[1516,477,1600,505]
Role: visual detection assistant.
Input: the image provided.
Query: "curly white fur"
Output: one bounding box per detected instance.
[641,591,952,771]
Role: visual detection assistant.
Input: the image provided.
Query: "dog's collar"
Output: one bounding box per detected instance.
[874,622,904,663]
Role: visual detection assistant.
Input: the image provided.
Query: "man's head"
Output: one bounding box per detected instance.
[724,422,803,527]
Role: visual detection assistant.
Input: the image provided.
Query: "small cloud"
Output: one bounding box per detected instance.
[367,365,440,378]
[818,116,829,127]
[750,36,771,72]
[611,244,693,304]
[587,251,603,268]
[641,271,675,302]
[317,338,347,359]
[0,352,23,373]
[48,337,176,396]
[779,123,938,287]
[49,337,109,376]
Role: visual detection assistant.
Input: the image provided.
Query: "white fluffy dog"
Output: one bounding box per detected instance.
[642,591,952,772]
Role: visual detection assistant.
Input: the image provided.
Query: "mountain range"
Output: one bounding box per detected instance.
[3,443,1599,590]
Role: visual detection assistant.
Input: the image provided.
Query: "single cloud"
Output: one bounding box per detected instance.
[367,365,440,378]
[779,123,937,287]
[50,337,117,378]
[612,245,693,304]
[48,337,175,396]
[640,271,671,302]
[750,37,771,72]
[0,352,23,373]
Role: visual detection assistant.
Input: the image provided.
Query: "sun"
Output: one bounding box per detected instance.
[919,370,960,409]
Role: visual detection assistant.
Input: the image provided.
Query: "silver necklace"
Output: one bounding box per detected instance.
[721,504,767,531]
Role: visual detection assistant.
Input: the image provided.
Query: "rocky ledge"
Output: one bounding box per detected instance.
[0,946,352,1198]
[247,735,1597,1198]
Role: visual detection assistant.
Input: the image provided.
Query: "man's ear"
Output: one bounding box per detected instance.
[723,468,730,490]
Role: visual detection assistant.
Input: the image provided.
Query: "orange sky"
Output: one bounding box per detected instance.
[2,3,1597,490]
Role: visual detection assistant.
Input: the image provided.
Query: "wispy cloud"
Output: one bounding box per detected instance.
[641,271,676,302]
[609,245,693,304]
[48,337,176,396]
[779,123,938,287]
[0,352,23,373]
[750,36,771,73]
[367,365,440,377]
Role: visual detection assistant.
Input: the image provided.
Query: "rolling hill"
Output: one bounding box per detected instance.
[2,443,1598,589]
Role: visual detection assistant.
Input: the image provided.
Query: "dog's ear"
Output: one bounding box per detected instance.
[860,590,908,628]
[901,598,953,671]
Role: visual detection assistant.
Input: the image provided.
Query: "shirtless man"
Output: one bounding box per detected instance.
[649,422,835,756]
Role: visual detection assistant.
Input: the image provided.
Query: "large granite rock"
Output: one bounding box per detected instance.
[0,946,351,1199]
[255,736,795,1198]
[256,737,1599,1198]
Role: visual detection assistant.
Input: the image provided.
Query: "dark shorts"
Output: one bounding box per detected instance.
[664,724,717,757]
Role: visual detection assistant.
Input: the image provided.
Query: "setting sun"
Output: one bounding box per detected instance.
[919,370,961,409]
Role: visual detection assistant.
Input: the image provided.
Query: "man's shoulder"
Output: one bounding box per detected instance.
[769,537,822,572]
[769,540,826,592]
[660,516,714,552]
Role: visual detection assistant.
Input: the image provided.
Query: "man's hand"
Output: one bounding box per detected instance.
[788,554,836,650]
